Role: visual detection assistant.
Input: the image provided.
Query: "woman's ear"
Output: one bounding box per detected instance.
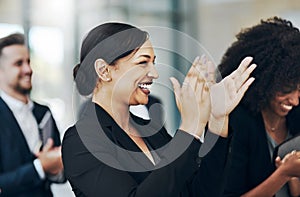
[94,59,111,82]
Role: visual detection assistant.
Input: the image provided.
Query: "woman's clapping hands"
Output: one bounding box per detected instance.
[171,56,256,138]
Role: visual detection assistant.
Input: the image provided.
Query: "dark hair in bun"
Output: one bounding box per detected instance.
[73,22,148,96]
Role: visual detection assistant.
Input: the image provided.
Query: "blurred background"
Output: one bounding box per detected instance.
[0,0,299,196]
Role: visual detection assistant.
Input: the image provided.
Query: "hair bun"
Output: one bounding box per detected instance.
[73,63,81,79]
[74,62,97,96]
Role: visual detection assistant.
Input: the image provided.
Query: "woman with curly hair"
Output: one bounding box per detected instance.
[219,17,300,197]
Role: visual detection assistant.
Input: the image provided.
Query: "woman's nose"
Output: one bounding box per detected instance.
[289,90,300,106]
[147,64,159,79]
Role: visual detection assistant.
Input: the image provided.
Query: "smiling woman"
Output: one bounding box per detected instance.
[218,16,300,197]
[61,22,256,197]
[97,39,158,106]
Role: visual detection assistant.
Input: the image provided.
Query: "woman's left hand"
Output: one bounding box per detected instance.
[209,56,256,136]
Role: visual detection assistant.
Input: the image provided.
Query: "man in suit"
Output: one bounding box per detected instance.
[0,33,64,196]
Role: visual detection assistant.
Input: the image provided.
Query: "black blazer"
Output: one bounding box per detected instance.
[62,102,230,197]
[0,97,62,197]
[223,105,300,196]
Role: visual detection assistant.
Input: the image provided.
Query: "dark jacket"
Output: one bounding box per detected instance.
[0,97,62,197]
[223,105,300,196]
[62,102,230,197]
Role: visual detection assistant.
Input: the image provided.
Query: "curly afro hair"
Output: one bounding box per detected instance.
[218,16,300,114]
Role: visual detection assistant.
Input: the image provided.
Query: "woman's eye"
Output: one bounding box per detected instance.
[139,61,148,65]
[281,91,292,94]
[138,61,155,66]
[277,88,300,96]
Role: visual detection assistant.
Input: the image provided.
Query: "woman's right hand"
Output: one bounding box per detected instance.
[276,151,300,178]
[170,56,256,138]
[170,56,211,138]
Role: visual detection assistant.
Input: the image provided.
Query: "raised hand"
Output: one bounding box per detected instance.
[170,56,211,138]
[208,57,256,136]
[210,57,256,118]
[171,56,256,138]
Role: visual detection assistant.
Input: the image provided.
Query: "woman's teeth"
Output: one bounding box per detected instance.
[138,83,151,90]
[281,103,293,110]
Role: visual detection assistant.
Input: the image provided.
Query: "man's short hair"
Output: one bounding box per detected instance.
[0,33,25,56]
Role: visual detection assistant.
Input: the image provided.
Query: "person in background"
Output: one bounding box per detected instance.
[62,22,256,197]
[0,33,65,197]
[218,17,300,197]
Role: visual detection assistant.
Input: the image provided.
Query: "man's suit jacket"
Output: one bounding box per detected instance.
[0,97,61,197]
[62,101,230,197]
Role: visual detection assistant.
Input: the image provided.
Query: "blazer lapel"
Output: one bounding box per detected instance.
[110,118,156,170]
[93,103,155,170]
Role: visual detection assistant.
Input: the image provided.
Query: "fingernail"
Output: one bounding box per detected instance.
[249,77,255,83]
[192,56,200,67]
[245,56,253,62]
[200,54,205,63]
[250,64,257,69]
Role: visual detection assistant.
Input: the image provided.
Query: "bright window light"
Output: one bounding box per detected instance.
[0,23,24,38]
[29,26,64,66]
